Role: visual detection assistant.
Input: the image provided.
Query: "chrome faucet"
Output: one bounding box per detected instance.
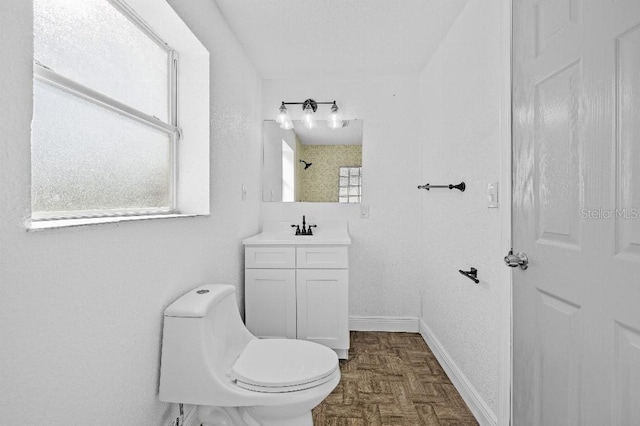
[291,215,317,236]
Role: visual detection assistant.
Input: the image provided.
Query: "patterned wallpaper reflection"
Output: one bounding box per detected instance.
[297,144,362,202]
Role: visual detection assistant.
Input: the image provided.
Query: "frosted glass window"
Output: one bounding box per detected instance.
[34,0,170,121]
[338,166,362,203]
[31,80,173,215]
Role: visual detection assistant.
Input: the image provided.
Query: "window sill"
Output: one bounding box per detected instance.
[27,213,205,231]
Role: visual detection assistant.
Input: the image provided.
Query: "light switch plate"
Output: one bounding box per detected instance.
[487,182,499,208]
[360,204,370,218]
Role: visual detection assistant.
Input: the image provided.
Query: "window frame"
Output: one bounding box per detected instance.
[31,0,182,222]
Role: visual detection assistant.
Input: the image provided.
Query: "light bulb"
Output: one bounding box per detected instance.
[327,102,343,129]
[275,103,289,124]
[302,104,317,129]
[280,118,294,130]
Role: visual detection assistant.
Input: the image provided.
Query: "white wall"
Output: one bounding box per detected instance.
[0,0,261,424]
[418,0,504,421]
[261,76,423,320]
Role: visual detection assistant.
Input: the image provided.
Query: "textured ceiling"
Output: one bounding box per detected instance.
[213,0,469,79]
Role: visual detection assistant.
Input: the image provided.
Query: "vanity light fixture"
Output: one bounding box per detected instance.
[275,102,290,124]
[301,102,317,129]
[327,102,343,129]
[276,99,343,130]
[275,102,294,129]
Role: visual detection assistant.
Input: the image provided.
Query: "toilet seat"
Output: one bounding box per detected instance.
[231,339,339,393]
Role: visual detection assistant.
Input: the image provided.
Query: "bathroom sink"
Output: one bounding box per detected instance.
[243,221,351,246]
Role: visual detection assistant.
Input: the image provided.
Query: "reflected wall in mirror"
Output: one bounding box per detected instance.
[262,120,363,203]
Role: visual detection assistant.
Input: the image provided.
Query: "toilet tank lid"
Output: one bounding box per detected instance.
[164,285,235,318]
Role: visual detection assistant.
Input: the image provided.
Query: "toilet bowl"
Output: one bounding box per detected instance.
[159,284,340,426]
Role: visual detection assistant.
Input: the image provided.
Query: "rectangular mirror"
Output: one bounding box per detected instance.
[262,119,363,203]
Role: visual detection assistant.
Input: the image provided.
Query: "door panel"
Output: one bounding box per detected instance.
[613,322,640,425]
[513,0,640,424]
[534,0,580,56]
[616,25,640,260]
[534,290,582,426]
[534,60,583,249]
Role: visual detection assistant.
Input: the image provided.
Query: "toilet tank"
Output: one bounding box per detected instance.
[159,284,254,405]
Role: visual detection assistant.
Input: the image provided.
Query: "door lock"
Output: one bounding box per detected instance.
[504,249,529,270]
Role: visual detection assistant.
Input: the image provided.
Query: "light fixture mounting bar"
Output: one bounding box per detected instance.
[281,99,337,113]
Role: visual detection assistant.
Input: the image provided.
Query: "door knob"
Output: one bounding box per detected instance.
[504,249,528,270]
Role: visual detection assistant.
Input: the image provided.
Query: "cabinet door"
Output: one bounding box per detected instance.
[296,269,349,350]
[245,269,296,339]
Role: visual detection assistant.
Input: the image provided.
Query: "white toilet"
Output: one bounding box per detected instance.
[159,284,340,426]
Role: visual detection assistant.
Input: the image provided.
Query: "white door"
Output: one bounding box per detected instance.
[512,0,640,424]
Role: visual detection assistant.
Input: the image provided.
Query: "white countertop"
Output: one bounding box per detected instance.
[243,221,351,246]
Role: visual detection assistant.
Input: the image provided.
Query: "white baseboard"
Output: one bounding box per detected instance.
[349,316,419,332]
[419,319,497,426]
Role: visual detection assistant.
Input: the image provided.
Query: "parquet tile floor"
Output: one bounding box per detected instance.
[312,331,479,426]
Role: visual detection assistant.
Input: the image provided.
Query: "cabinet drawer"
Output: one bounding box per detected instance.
[245,247,296,269]
[296,246,348,269]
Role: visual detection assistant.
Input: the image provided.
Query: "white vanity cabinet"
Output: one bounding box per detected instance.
[243,223,350,359]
